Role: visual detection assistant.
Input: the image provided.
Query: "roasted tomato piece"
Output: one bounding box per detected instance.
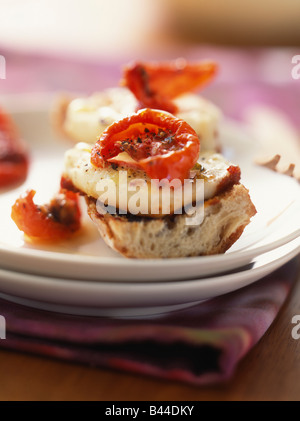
[0,107,29,188]
[123,59,218,113]
[11,189,81,241]
[91,108,200,182]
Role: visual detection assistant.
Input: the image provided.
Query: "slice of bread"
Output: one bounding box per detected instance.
[85,184,256,258]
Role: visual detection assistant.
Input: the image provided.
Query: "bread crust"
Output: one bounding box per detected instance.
[85,184,256,258]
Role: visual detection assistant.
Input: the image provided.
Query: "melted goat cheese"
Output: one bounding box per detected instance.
[63,143,235,217]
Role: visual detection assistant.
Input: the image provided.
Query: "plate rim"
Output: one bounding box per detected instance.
[0,236,298,314]
[0,225,299,268]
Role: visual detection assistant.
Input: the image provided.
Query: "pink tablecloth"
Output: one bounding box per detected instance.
[1,45,299,128]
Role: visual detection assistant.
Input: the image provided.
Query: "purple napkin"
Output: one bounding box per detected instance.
[0,259,297,385]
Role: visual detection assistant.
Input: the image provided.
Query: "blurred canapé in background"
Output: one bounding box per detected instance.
[0,0,299,61]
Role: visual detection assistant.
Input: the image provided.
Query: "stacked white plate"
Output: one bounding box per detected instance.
[0,107,299,317]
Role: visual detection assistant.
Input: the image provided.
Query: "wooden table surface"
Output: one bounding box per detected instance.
[0,259,300,401]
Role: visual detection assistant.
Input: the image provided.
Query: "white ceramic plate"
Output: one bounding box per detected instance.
[0,236,299,318]
[0,108,299,282]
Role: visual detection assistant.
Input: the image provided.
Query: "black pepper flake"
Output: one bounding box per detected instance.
[111,163,119,171]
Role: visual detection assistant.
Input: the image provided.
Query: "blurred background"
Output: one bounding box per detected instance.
[0,0,299,135]
[0,0,300,58]
[165,0,300,47]
[1,0,300,58]
[0,0,166,58]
